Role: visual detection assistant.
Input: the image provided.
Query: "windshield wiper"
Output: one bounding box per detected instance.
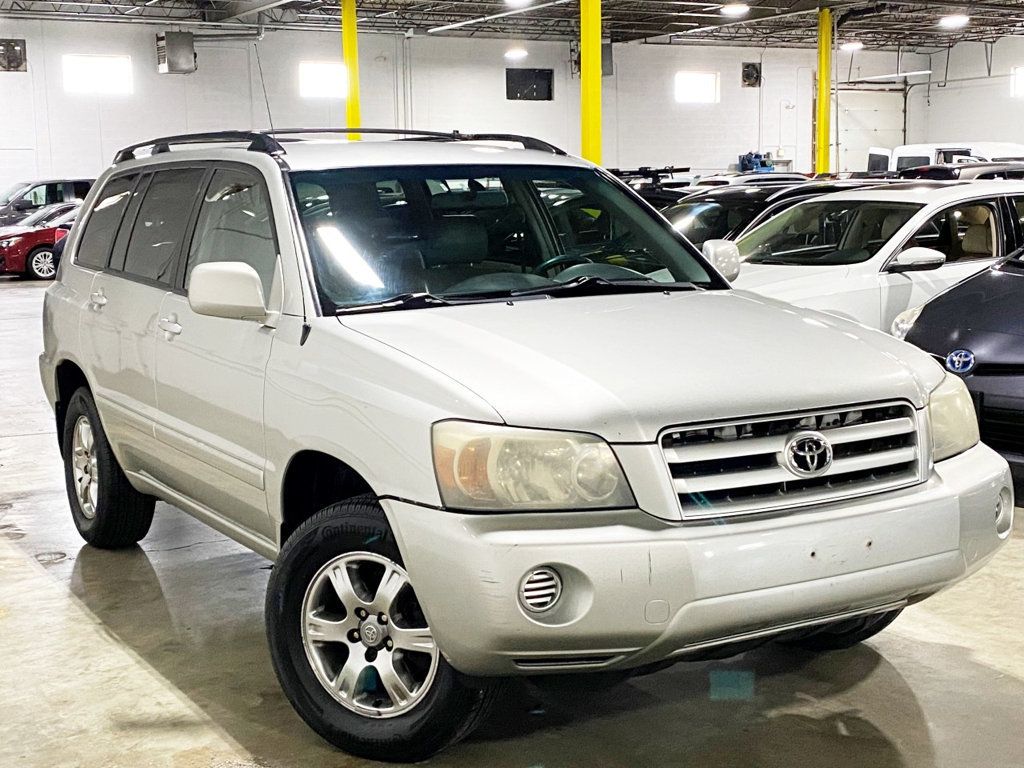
[508,276,700,299]
[335,292,453,315]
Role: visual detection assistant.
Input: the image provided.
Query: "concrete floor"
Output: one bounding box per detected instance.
[1,277,1022,768]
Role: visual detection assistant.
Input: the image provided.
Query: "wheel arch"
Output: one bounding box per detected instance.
[279,450,377,545]
[54,359,91,456]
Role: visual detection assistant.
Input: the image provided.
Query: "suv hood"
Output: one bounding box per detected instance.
[341,291,943,443]
[732,263,852,300]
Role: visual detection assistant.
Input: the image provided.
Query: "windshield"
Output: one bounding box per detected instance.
[20,204,70,227]
[51,208,79,227]
[0,183,28,205]
[291,164,716,312]
[736,200,922,266]
[663,198,764,248]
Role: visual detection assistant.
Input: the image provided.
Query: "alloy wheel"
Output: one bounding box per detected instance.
[301,552,439,718]
[71,415,99,519]
[31,250,56,279]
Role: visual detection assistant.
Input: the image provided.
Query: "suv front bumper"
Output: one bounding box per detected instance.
[384,443,1013,676]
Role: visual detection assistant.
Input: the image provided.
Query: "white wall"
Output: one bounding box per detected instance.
[907,38,1024,144]
[0,18,925,189]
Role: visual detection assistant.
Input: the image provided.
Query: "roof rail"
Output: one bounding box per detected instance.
[266,127,567,155]
[114,127,567,164]
[113,131,285,164]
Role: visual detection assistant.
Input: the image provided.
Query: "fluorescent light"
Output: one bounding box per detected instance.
[299,61,348,99]
[720,3,749,16]
[841,40,864,52]
[506,0,532,6]
[505,46,529,61]
[938,13,969,29]
[860,69,932,81]
[62,54,133,95]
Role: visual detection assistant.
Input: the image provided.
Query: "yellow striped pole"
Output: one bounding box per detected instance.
[580,0,602,164]
[341,0,361,140]
[815,7,832,174]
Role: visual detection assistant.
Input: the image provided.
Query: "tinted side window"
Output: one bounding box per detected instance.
[186,168,277,299]
[22,183,61,209]
[123,168,206,284]
[75,175,136,271]
[67,181,92,200]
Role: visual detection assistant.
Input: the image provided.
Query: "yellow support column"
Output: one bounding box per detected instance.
[815,7,832,174]
[580,0,602,164]
[341,0,361,140]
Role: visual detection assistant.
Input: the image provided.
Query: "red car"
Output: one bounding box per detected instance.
[0,205,78,279]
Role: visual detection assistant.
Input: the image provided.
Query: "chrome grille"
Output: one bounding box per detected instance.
[661,402,925,520]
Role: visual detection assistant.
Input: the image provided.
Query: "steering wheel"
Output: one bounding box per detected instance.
[533,254,594,275]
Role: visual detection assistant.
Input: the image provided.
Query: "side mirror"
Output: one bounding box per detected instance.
[702,239,741,282]
[12,198,34,211]
[889,246,946,273]
[188,262,267,321]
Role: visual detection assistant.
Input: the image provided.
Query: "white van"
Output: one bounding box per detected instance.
[868,142,1024,173]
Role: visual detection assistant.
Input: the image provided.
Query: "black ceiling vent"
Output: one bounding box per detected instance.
[742,62,762,88]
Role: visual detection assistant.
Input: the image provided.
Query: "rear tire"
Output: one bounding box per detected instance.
[61,387,155,548]
[26,246,58,280]
[779,609,903,652]
[265,497,499,762]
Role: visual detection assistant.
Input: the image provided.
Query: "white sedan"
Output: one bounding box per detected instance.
[703,181,1022,331]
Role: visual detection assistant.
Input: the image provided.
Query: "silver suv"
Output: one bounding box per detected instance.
[40,129,1014,762]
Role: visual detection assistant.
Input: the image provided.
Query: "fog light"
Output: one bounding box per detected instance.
[996,487,1014,537]
[519,567,562,613]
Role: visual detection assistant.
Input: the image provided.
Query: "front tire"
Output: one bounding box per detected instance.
[265,497,497,763]
[26,246,58,280]
[61,387,155,548]
[779,609,903,652]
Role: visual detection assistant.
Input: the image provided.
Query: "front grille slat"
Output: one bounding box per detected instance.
[661,402,924,520]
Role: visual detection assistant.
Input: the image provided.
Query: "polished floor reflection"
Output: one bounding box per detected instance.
[2,279,1022,768]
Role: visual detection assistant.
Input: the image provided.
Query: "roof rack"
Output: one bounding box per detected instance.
[113,127,566,164]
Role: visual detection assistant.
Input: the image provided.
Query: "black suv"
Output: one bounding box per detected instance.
[0,178,94,226]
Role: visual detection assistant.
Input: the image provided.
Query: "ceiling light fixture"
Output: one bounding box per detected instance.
[938,14,969,29]
[860,69,932,81]
[720,3,750,16]
[841,40,865,52]
[506,0,532,7]
[505,46,529,61]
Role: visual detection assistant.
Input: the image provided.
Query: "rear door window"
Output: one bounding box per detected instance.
[121,168,207,284]
[74,175,137,271]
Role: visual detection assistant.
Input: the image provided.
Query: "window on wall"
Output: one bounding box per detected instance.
[300,61,348,99]
[506,68,554,101]
[62,54,133,95]
[1012,66,1024,97]
[674,71,719,104]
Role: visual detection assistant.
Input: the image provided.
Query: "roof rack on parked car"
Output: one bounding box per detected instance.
[113,128,566,164]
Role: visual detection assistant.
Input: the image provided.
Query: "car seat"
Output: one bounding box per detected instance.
[958,206,994,259]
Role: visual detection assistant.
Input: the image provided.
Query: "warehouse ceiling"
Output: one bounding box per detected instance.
[1,0,1022,52]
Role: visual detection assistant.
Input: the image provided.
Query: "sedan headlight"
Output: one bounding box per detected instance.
[0,236,21,249]
[891,305,924,340]
[432,421,635,511]
[929,374,980,462]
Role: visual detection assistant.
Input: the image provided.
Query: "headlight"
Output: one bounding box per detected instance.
[891,305,924,340]
[432,421,635,511]
[0,236,21,249]
[929,374,980,462]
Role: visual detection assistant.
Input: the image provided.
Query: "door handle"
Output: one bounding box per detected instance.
[90,291,107,308]
[158,316,183,337]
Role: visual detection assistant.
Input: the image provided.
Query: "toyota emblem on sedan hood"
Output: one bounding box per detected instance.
[783,431,834,478]
[945,349,976,375]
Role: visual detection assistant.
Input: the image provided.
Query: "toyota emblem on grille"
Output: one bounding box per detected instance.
[945,349,976,375]
[783,431,834,478]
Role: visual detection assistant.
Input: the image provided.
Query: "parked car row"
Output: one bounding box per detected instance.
[0,201,80,279]
[668,173,1021,493]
